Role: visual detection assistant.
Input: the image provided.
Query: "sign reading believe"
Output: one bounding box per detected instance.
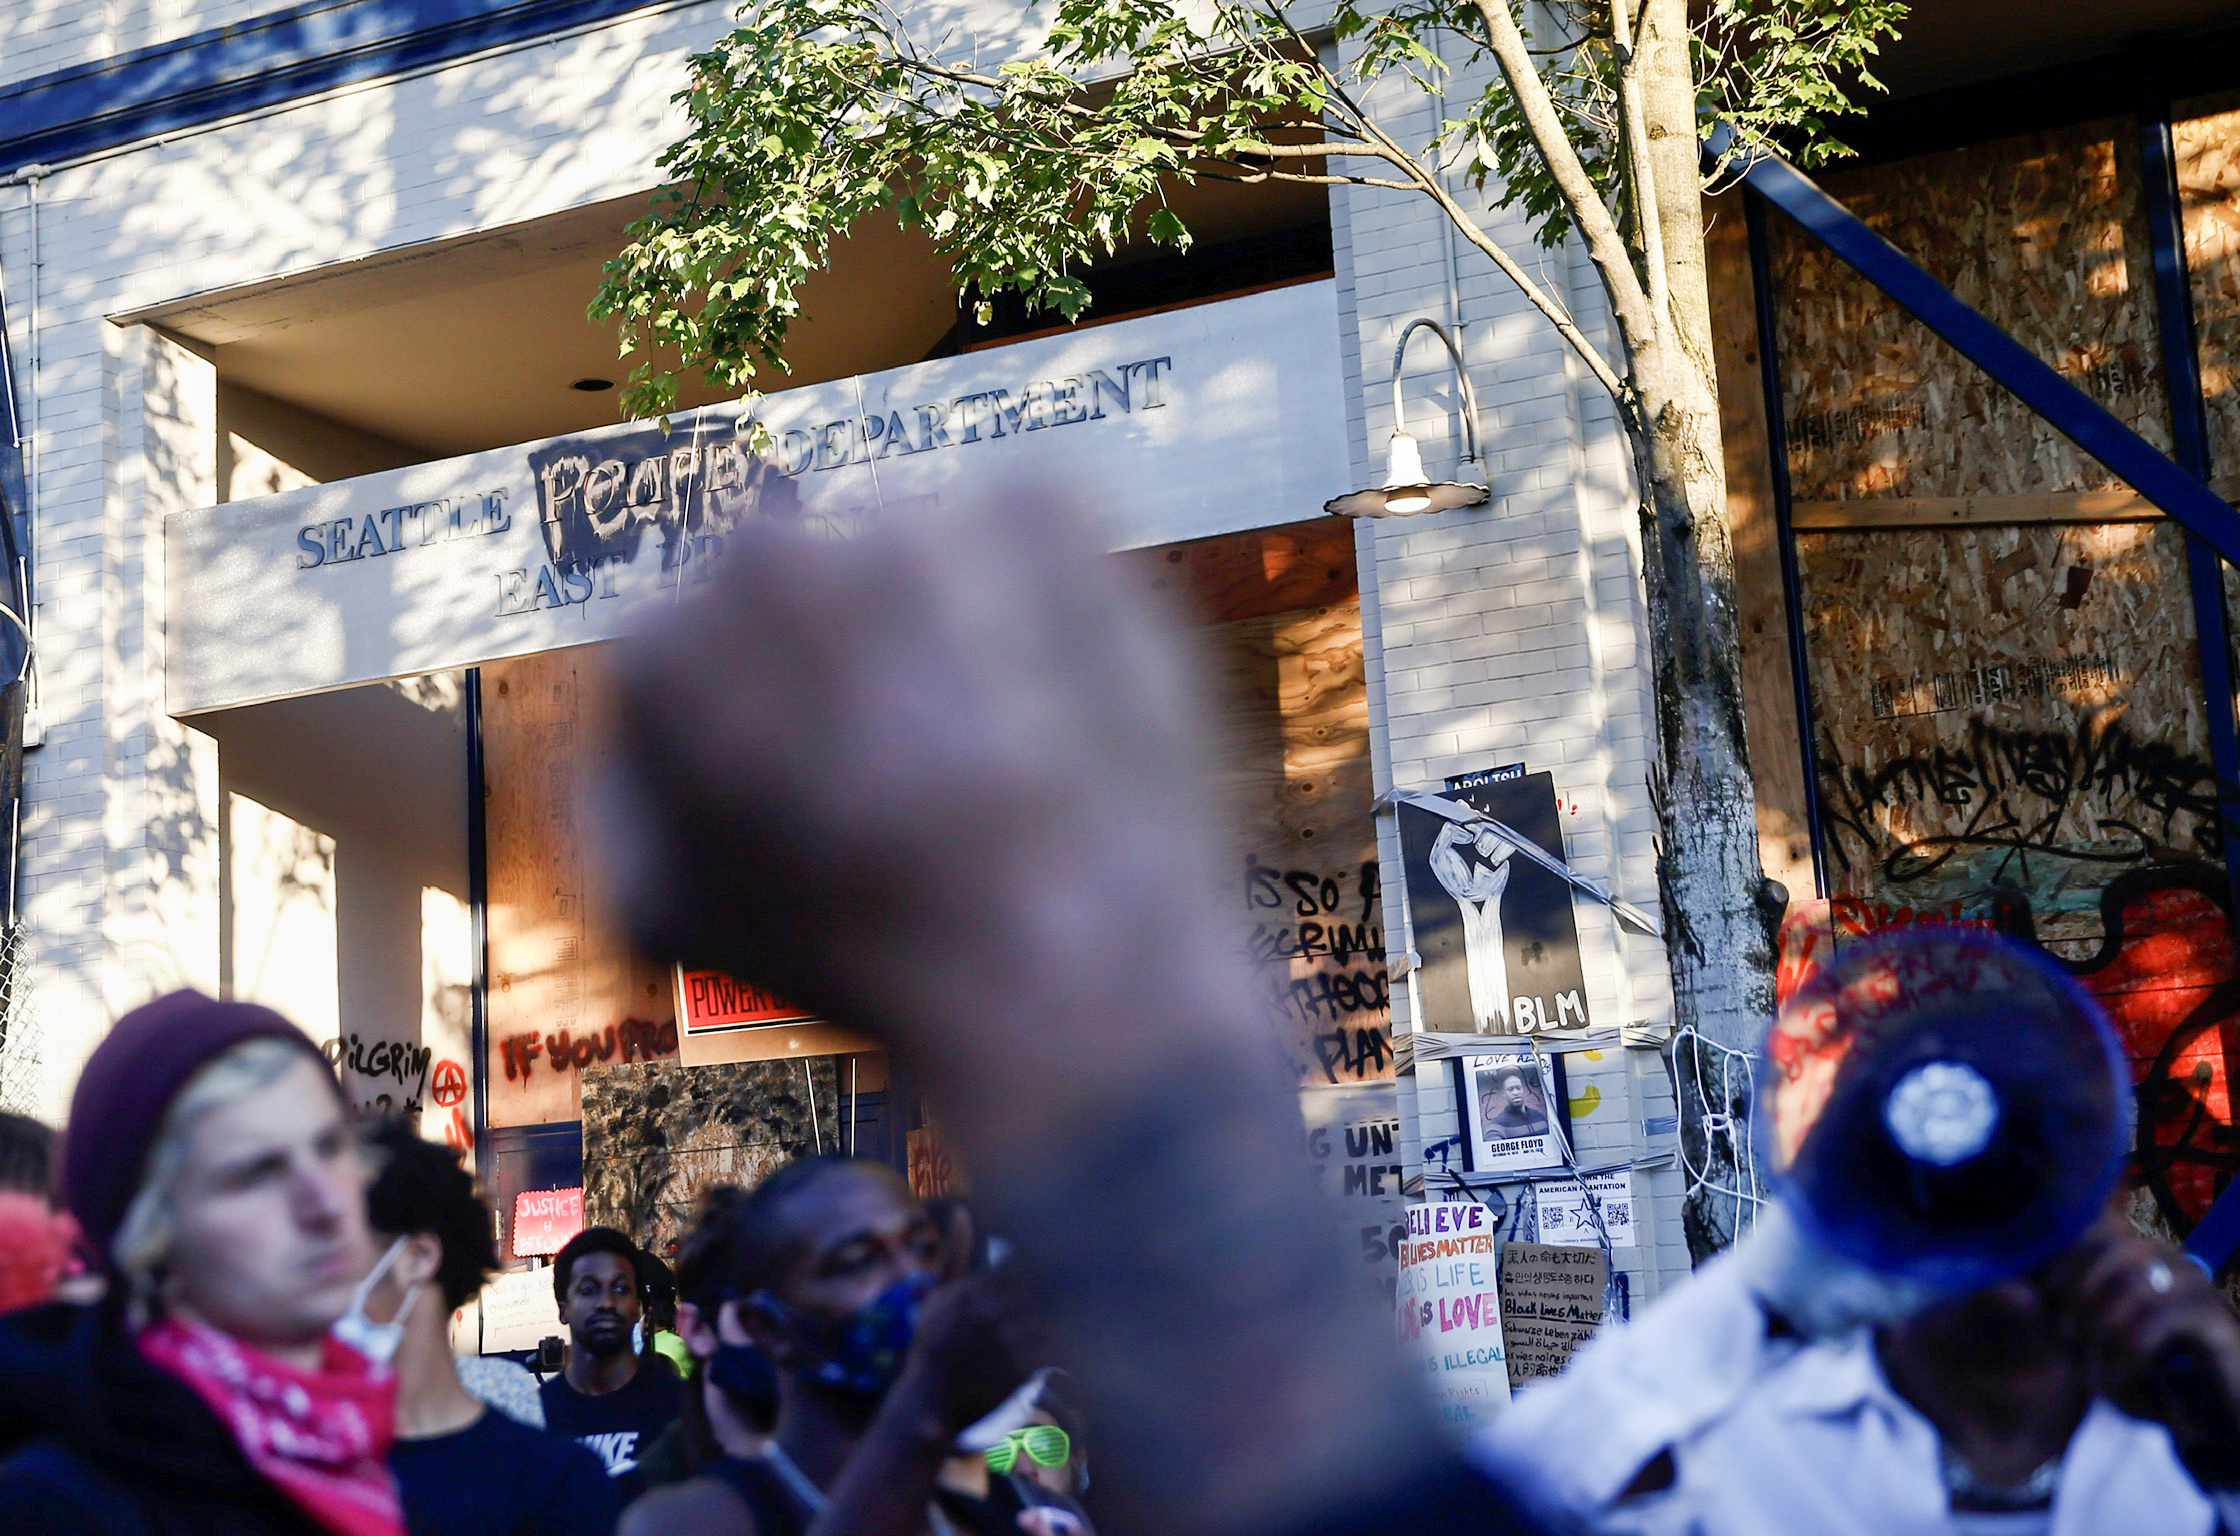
[167,282,1348,715]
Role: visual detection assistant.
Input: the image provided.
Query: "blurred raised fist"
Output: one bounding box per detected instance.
[597,494,1251,1110]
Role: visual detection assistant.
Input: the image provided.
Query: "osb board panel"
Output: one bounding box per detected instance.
[1704,192,1815,901]
[483,646,679,1127]
[1800,519,2217,947]
[1184,565,1389,1088]
[1770,121,2172,503]
[582,1057,840,1257]
[2178,95,2240,481]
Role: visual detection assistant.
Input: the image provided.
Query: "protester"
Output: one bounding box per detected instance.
[0,991,403,1533]
[996,1388,1087,1506]
[0,1107,71,1312]
[619,1156,1058,1536]
[636,1186,776,1490]
[1482,929,2240,1534]
[638,1250,693,1377]
[602,498,1544,1536]
[0,1108,54,1196]
[362,1118,618,1536]
[541,1227,685,1494]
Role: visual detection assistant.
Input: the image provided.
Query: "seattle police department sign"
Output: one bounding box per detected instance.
[168,281,1349,714]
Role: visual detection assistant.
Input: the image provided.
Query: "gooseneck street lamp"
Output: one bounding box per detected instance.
[1324,317,1491,519]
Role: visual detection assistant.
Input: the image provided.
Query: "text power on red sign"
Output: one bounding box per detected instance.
[512,1187,585,1258]
[676,968,815,1036]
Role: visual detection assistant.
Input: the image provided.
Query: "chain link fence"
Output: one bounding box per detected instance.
[0,926,43,1118]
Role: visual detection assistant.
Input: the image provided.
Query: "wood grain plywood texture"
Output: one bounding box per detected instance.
[1704,195,1816,904]
[2178,95,2240,482]
[1799,519,2215,946]
[1156,523,1390,1087]
[482,646,679,1127]
[1770,121,2172,503]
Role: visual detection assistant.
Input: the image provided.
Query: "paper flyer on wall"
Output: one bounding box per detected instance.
[1454,1049,1565,1176]
[1397,1199,1510,1427]
[1499,1242,1607,1388]
[1394,765,1592,1035]
[1534,1170,1637,1248]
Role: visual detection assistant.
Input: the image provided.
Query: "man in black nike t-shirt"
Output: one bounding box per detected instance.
[540,1228,685,1498]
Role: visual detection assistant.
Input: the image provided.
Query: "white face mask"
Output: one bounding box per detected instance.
[334,1236,424,1369]
[632,1316,646,1356]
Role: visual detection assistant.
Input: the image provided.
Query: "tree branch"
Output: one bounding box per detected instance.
[1342,105,1628,404]
[1609,0,1669,331]
[1466,0,1658,367]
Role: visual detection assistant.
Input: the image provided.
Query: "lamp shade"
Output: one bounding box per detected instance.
[1323,430,1490,519]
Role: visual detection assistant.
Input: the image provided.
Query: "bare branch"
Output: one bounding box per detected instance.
[1341,103,1628,404]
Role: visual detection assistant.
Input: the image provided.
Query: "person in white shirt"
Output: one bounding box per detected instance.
[1481,925,2240,1536]
[1482,1205,2240,1536]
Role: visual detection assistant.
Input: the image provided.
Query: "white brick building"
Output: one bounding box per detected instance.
[0,0,1696,1365]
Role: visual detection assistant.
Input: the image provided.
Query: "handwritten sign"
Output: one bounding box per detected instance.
[511,1187,585,1259]
[1534,1171,1636,1248]
[1301,1083,1407,1302]
[478,1266,561,1354]
[1396,1200,1510,1427]
[1499,1241,1606,1387]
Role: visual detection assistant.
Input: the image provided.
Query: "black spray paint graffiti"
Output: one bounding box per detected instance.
[324,1032,435,1117]
[1245,858,1393,1084]
[1821,713,2220,887]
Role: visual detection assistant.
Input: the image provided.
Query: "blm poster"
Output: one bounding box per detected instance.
[1397,766,1591,1034]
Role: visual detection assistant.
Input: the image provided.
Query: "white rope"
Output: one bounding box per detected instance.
[1671,1025,1765,1236]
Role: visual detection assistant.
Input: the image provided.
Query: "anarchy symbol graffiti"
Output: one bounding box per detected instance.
[430,1059,468,1109]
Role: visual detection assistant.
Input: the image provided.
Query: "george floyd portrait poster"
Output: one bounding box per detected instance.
[1396,765,1592,1036]
[1454,1048,1565,1176]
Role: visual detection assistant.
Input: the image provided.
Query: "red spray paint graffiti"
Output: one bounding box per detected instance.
[1777,866,2240,1233]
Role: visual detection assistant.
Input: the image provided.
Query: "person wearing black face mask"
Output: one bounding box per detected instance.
[621,1158,1075,1536]
[636,1187,779,1492]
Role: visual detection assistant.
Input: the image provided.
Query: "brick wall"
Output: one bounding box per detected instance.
[1325,44,1688,1300]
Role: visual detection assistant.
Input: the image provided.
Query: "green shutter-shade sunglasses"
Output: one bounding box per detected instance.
[985,1424,1071,1476]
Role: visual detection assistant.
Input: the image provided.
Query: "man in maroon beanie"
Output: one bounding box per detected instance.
[0,990,407,1535]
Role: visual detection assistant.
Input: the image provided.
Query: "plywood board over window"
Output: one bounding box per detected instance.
[1129,521,1391,1087]
[1769,120,2173,506]
[2178,93,2240,483]
[1757,112,2240,1243]
[1800,518,2215,947]
[482,646,680,1128]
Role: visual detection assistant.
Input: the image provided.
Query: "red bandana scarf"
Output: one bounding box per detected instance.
[139,1315,404,1536]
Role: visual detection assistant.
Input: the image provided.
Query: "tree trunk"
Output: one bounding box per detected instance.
[1629,0,1780,1258]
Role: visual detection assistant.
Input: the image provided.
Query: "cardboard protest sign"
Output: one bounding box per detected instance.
[1534,1171,1637,1248]
[1301,1082,1407,1303]
[1455,1050,1565,1176]
[1500,1241,1607,1387]
[478,1266,562,1354]
[1397,1200,1511,1427]
[1396,765,1592,1035]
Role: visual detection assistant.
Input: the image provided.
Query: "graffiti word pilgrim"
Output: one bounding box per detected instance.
[286,355,1175,619]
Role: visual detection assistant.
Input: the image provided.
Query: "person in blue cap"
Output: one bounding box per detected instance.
[1482,927,2240,1535]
